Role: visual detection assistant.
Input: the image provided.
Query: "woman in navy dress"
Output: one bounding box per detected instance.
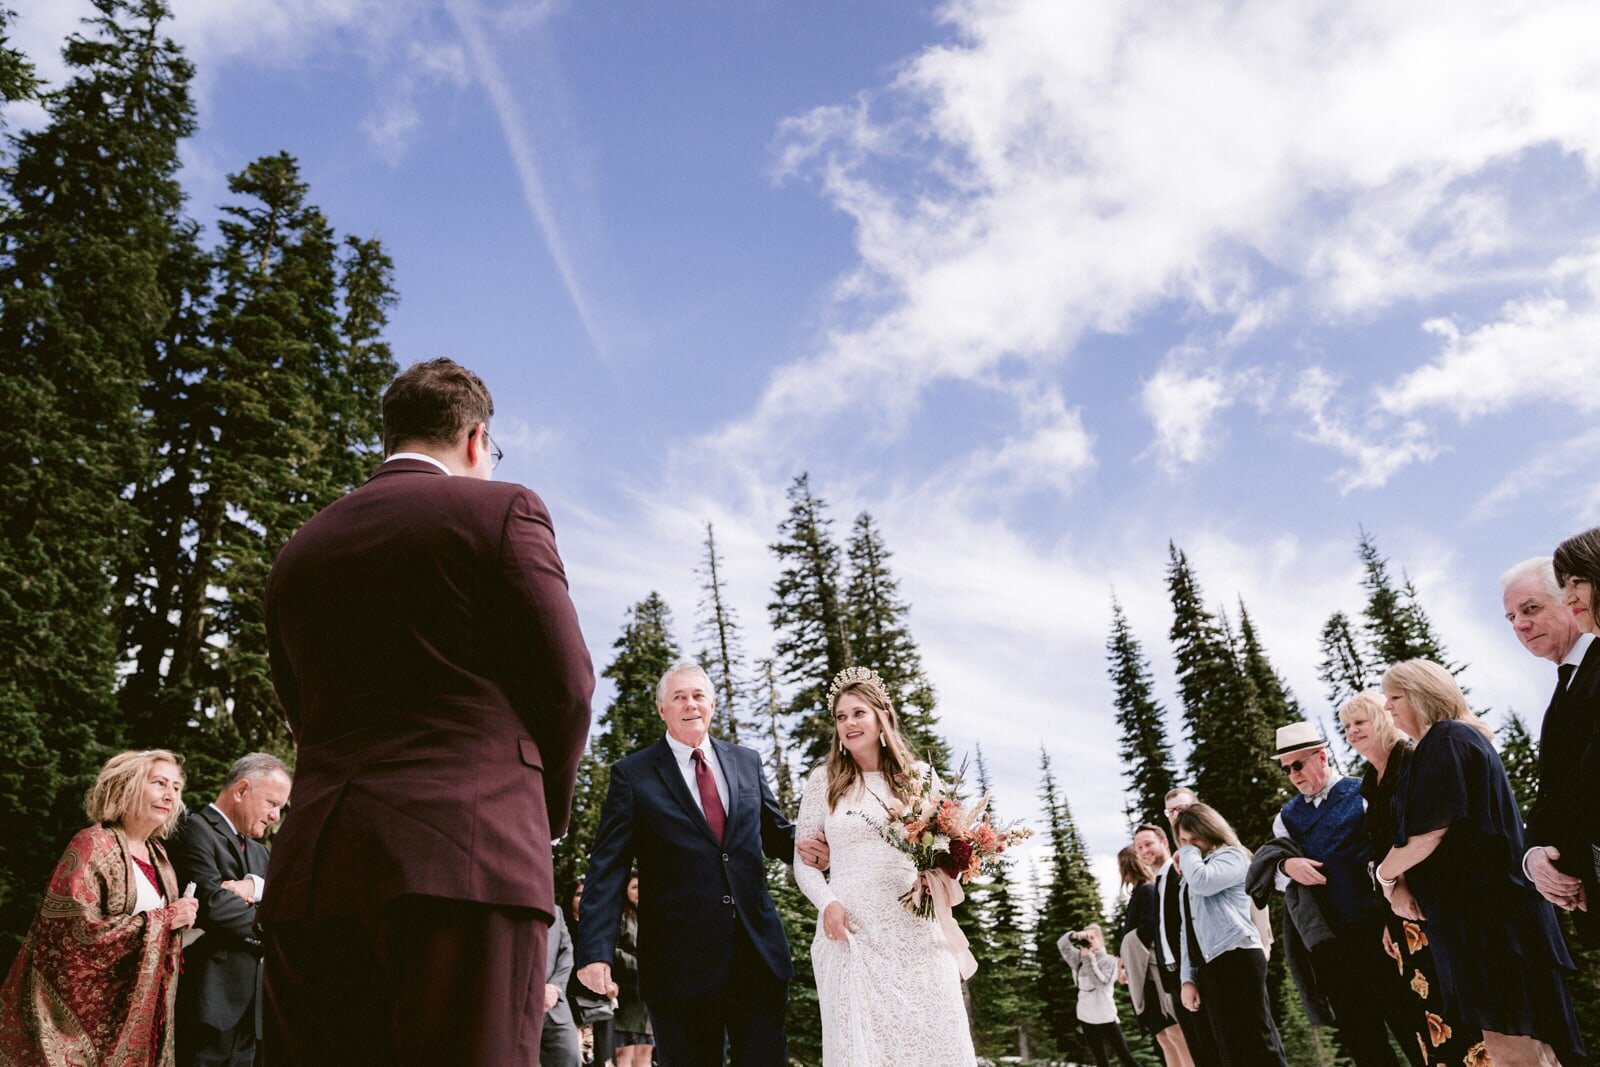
[1376,659,1583,1067]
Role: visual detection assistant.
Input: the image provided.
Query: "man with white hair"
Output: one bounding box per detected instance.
[1501,556,1600,946]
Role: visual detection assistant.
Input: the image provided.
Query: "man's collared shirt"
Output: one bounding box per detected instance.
[385,451,451,475]
[1154,855,1177,966]
[663,732,730,818]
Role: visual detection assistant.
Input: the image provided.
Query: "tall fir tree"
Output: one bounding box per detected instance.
[1106,597,1178,831]
[1167,545,1282,846]
[0,6,37,137]
[756,657,797,816]
[769,473,850,768]
[842,511,950,769]
[1357,529,1456,672]
[0,0,195,962]
[1317,610,1372,713]
[554,593,681,906]
[1498,712,1540,815]
[115,154,392,780]
[695,521,744,743]
[1035,748,1106,1059]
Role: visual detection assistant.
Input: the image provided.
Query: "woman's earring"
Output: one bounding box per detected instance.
[879,734,887,748]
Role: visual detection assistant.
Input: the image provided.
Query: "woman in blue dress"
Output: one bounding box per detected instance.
[1376,659,1583,1067]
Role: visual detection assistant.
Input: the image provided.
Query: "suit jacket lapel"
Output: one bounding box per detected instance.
[199,805,247,877]
[652,740,720,846]
[711,738,745,842]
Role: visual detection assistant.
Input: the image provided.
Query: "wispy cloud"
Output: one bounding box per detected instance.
[442,0,608,358]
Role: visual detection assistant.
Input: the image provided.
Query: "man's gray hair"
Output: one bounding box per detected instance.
[655,662,713,705]
[221,752,292,791]
[1499,557,1563,601]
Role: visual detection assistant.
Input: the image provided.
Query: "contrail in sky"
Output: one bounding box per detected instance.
[443,0,607,358]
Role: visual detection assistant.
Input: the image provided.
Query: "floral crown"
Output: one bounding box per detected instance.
[827,666,892,712]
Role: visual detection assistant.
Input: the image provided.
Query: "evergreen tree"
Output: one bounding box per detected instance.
[769,473,849,767]
[1035,748,1105,1058]
[1498,712,1540,815]
[1107,597,1178,831]
[0,7,37,130]
[1167,545,1281,846]
[1357,530,1456,672]
[1317,611,1372,713]
[965,746,1041,1060]
[554,594,681,909]
[842,511,951,770]
[0,0,195,961]
[695,521,744,743]
[756,658,797,816]
[116,154,391,772]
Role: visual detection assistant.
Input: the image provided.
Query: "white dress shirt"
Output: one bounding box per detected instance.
[664,732,730,817]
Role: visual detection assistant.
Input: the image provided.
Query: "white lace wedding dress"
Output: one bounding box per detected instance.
[794,764,978,1066]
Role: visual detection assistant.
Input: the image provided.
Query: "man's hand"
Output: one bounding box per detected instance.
[1282,857,1327,886]
[1181,981,1201,1012]
[1527,847,1587,911]
[219,878,256,903]
[544,983,561,1011]
[798,834,830,870]
[822,901,853,943]
[577,962,618,998]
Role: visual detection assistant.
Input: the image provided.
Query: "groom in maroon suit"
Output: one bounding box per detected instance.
[260,358,594,1066]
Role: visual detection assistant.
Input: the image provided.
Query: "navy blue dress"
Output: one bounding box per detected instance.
[1392,719,1583,1054]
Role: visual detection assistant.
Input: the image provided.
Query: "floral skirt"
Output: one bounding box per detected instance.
[1381,913,1491,1066]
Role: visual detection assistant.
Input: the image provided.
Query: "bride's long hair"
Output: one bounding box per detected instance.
[824,670,919,813]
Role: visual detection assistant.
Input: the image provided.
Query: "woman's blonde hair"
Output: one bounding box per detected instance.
[85,750,185,839]
[1173,803,1244,854]
[1380,660,1493,742]
[1337,690,1401,753]
[1117,845,1154,888]
[825,670,919,812]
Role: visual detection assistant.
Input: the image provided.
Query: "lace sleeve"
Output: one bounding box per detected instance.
[793,765,835,913]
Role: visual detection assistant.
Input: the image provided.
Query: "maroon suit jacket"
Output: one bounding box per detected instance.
[260,459,593,923]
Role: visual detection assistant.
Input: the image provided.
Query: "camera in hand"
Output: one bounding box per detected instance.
[1068,931,1091,949]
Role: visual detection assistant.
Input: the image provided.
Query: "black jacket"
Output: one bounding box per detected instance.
[169,805,269,1032]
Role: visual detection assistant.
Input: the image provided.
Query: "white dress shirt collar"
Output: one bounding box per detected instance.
[1562,631,1594,674]
[384,452,451,475]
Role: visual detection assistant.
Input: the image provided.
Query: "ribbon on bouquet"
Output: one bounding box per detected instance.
[916,870,978,980]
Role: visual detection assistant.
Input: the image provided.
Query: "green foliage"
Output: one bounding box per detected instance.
[0,0,194,965]
[842,511,950,771]
[768,473,850,768]
[1107,597,1178,832]
[1356,529,1458,675]
[1497,711,1539,814]
[1166,546,1284,847]
[1034,748,1105,1059]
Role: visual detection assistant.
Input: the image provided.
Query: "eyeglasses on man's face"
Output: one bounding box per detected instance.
[1280,756,1313,776]
[482,427,504,470]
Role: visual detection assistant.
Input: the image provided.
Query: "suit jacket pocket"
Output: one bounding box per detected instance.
[518,738,543,770]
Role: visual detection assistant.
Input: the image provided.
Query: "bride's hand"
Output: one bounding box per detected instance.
[823,902,852,943]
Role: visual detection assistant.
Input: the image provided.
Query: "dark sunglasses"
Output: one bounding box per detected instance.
[1280,755,1315,775]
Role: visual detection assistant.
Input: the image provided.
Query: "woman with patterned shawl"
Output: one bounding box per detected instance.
[0,750,200,1066]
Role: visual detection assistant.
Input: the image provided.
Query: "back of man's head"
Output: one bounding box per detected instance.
[382,358,494,455]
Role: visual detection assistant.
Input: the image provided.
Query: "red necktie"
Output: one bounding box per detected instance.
[691,749,726,843]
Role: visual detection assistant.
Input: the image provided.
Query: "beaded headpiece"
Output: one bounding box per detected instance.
[827,666,891,712]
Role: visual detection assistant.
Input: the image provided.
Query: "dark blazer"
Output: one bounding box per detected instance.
[576,738,795,1003]
[170,805,270,1032]
[1161,864,1183,966]
[261,459,594,923]
[1527,637,1600,944]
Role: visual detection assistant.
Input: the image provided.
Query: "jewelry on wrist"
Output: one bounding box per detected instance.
[1375,867,1397,888]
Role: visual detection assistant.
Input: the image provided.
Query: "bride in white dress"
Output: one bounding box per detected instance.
[794,666,978,1066]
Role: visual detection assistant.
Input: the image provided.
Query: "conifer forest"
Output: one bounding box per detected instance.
[0,4,1593,1064]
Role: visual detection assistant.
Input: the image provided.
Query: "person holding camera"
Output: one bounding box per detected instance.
[1059,923,1139,1067]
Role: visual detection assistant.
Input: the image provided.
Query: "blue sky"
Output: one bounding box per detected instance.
[14,0,1600,901]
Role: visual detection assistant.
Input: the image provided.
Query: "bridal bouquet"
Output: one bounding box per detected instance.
[851,762,1033,921]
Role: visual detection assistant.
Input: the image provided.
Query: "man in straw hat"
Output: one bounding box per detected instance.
[1264,722,1416,1067]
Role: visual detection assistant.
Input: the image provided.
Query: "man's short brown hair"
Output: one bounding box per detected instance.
[381,358,494,455]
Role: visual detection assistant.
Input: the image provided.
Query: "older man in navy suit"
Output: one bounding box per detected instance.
[171,752,292,1067]
[576,664,826,1066]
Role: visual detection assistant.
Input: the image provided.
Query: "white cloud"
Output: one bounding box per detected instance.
[1140,355,1267,473]
[1290,367,1441,492]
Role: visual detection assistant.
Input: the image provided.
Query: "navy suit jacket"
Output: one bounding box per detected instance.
[170,806,270,1031]
[576,738,796,1003]
[1527,638,1600,945]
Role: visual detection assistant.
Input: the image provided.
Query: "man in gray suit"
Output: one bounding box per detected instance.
[541,908,581,1067]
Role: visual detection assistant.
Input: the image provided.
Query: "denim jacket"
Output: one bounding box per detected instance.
[1177,844,1263,984]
